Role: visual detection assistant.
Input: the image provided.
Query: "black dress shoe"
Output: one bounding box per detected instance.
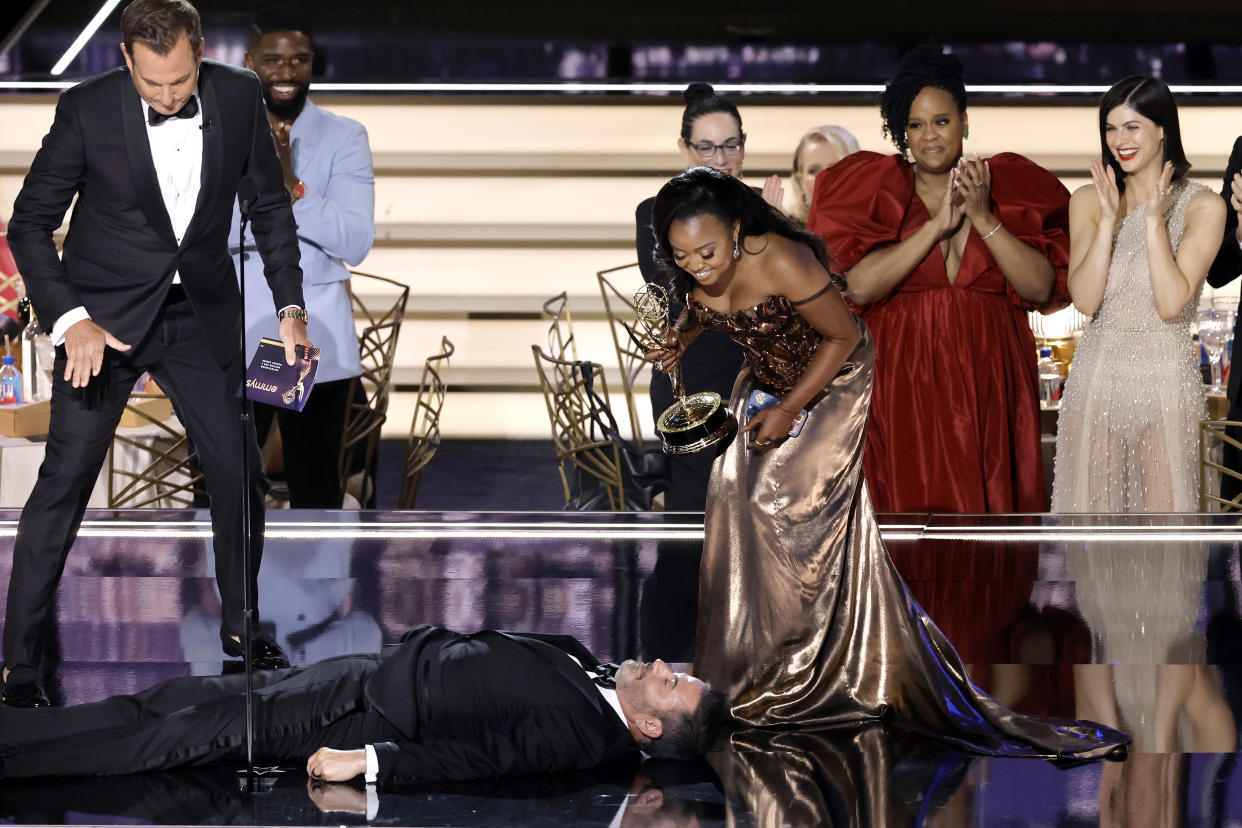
[1,680,50,708]
[221,636,291,670]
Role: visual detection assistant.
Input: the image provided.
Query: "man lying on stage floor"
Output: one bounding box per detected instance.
[0,625,724,784]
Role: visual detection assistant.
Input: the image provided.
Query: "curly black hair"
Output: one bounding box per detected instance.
[680,82,742,143]
[879,44,967,155]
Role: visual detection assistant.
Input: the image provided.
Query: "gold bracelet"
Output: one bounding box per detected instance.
[979,222,1003,242]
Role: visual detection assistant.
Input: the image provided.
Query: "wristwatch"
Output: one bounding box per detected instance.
[278,306,308,324]
[289,180,306,202]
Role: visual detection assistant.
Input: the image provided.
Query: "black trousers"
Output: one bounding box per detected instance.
[253,377,353,509]
[2,296,266,685]
[0,655,399,777]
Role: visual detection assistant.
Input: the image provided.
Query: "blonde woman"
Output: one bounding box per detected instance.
[786,125,859,222]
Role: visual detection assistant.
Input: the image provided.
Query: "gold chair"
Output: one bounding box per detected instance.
[542,291,577,363]
[532,344,626,511]
[339,271,410,508]
[1199,418,1242,512]
[0,272,22,321]
[108,390,207,508]
[398,336,454,509]
[597,262,649,446]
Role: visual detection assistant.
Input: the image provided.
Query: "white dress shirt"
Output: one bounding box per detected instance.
[51,92,203,344]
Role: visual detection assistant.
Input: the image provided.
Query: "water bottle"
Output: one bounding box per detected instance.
[1037,347,1061,408]
[19,306,47,402]
[0,355,23,405]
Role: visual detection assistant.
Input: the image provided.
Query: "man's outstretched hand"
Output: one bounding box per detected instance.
[307,746,366,782]
[63,318,130,388]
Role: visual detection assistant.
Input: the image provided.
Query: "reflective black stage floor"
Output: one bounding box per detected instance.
[1,510,1241,826]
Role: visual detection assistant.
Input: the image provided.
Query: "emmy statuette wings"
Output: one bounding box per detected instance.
[632,283,738,455]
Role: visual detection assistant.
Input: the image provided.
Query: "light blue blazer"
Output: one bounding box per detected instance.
[232,99,375,383]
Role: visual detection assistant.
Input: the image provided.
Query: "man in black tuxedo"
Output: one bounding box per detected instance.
[2,0,310,707]
[0,625,724,783]
[1207,137,1242,501]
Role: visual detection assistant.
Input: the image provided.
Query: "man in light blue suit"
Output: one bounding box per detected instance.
[231,9,375,508]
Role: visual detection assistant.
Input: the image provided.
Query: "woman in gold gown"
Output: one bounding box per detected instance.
[649,166,1128,758]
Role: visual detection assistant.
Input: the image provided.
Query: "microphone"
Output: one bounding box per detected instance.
[199,119,214,133]
[238,176,259,220]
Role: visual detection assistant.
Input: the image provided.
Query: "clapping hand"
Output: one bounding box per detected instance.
[762,175,785,210]
[270,120,299,192]
[1232,171,1242,243]
[953,154,992,222]
[932,167,966,240]
[1144,161,1175,223]
[1089,159,1120,223]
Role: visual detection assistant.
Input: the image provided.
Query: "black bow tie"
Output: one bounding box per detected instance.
[590,662,620,689]
[148,95,199,126]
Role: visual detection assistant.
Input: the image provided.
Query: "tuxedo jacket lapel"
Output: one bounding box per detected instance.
[182,67,222,252]
[120,77,176,245]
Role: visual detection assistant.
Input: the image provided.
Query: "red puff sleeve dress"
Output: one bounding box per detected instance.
[808,152,1070,513]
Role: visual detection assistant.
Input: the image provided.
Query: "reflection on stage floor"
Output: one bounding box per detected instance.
[1,509,1241,826]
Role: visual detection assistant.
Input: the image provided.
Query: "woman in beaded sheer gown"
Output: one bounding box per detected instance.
[649,167,1128,759]
[1053,76,1224,512]
[1052,77,1233,752]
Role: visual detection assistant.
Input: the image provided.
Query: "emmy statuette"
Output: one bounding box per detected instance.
[632,283,737,454]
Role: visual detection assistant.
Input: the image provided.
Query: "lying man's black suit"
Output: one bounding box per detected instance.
[0,626,713,784]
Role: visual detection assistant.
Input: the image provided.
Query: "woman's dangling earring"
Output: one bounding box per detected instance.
[733,236,741,260]
[963,128,970,140]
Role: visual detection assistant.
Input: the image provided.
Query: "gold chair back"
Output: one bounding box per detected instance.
[542,291,578,363]
[0,272,22,320]
[340,271,410,508]
[531,344,626,511]
[399,336,454,509]
[1200,419,1242,512]
[108,390,207,508]
[597,263,648,447]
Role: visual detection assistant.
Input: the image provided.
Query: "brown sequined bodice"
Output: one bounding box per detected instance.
[687,294,821,391]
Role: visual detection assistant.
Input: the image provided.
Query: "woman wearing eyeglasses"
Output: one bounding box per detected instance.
[809,45,1070,514]
[635,83,779,512]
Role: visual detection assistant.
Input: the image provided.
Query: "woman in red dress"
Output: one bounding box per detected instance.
[809,45,1070,513]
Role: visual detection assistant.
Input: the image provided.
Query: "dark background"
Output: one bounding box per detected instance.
[1,1,1241,86]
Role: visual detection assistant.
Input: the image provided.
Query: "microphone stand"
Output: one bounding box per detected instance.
[236,185,257,780]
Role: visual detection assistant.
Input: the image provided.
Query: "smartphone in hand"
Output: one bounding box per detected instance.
[744,389,807,438]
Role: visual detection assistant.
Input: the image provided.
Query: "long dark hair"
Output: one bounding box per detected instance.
[879,44,967,155]
[1098,75,1190,195]
[680,83,741,143]
[652,167,836,297]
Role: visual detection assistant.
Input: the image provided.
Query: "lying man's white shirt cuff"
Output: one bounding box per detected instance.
[51,306,91,346]
[365,744,379,783]
[364,744,379,818]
